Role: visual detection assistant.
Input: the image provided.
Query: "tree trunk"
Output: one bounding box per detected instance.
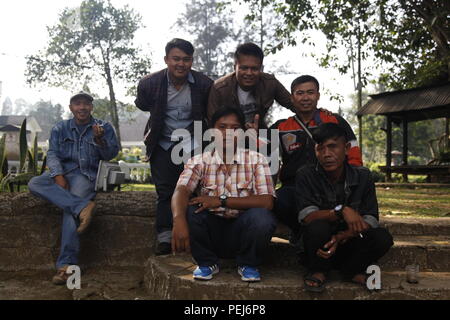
[104,64,122,150]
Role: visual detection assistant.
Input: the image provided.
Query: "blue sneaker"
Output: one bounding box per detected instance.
[193,264,219,280]
[238,266,261,282]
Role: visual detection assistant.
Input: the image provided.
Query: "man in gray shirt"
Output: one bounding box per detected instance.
[135,39,213,255]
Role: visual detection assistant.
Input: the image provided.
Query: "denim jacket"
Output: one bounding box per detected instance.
[47,117,119,181]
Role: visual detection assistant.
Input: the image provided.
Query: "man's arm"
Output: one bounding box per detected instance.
[273,76,294,111]
[46,126,68,189]
[302,209,340,224]
[92,122,119,160]
[135,77,152,112]
[206,85,222,126]
[295,168,331,224]
[171,158,203,253]
[189,194,273,213]
[171,185,193,253]
[358,169,380,228]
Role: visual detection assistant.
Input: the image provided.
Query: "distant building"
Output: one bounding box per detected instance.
[119,112,148,152]
[0,115,42,160]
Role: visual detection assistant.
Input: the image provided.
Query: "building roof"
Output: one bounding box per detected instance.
[356,82,450,122]
[0,115,42,133]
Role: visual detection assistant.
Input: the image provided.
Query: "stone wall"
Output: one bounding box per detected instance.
[0,192,157,271]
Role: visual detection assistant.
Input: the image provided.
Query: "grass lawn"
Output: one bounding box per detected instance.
[376,187,450,218]
[119,184,156,191]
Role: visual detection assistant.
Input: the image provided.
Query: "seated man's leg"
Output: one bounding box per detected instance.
[187,206,230,280]
[302,219,334,275]
[28,171,92,217]
[186,206,224,267]
[55,170,96,269]
[233,208,277,269]
[334,227,393,281]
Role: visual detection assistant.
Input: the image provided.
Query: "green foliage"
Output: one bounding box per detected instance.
[176,0,236,78]
[19,118,28,173]
[366,161,385,182]
[0,120,46,192]
[28,100,64,142]
[0,134,7,179]
[25,0,153,146]
[1,97,13,115]
[234,0,450,90]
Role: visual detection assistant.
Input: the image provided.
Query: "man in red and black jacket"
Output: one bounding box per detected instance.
[272,75,362,240]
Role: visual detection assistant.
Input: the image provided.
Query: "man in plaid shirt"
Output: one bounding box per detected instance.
[171,107,277,282]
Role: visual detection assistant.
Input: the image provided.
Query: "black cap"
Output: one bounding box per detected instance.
[70,92,94,104]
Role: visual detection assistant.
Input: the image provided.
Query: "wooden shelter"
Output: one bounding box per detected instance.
[356,82,450,182]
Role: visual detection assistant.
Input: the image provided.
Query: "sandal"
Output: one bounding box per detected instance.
[304,273,326,293]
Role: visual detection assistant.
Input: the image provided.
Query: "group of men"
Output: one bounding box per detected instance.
[29,38,393,293]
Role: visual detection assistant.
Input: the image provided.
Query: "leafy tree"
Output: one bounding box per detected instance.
[233,0,450,90]
[14,98,31,116]
[28,100,64,141]
[236,0,285,55]
[25,0,153,148]
[1,97,12,115]
[176,0,236,78]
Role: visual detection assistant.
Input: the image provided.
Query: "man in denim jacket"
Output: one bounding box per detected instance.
[28,92,119,285]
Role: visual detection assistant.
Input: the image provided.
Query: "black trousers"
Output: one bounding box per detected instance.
[150,145,185,243]
[187,206,277,267]
[274,185,300,235]
[302,219,393,277]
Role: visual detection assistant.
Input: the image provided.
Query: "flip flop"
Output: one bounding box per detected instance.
[304,273,326,293]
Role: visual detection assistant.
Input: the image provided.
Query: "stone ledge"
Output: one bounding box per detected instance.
[0,192,158,271]
[1,192,450,273]
[144,254,450,300]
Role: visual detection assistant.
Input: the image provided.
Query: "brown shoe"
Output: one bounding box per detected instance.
[77,201,96,234]
[52,266,70,285]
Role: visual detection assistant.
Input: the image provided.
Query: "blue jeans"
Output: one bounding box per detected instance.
[187,206,277,267]
[28,169,96,268]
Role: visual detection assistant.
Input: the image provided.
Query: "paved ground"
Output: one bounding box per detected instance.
[0,267,150,300]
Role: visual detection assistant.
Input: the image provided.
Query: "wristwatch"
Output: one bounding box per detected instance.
[219,194,228,208]
[334,204,343,220]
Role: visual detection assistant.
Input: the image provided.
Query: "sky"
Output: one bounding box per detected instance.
[0,0,359,120]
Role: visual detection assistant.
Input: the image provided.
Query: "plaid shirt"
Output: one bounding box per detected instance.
[177,149,275,218]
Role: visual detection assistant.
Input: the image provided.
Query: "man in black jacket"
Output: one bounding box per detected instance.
[135,38,213,255]
[296,123,393,292]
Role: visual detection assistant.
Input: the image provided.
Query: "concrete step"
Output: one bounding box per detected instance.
[144,254,450,300]
[268,236,450,272]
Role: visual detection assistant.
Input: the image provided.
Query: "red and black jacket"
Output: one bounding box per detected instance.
[273,109,362,186]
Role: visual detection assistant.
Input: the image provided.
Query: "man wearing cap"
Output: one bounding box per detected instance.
[135,38,213,255]
[28,92,119,285]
